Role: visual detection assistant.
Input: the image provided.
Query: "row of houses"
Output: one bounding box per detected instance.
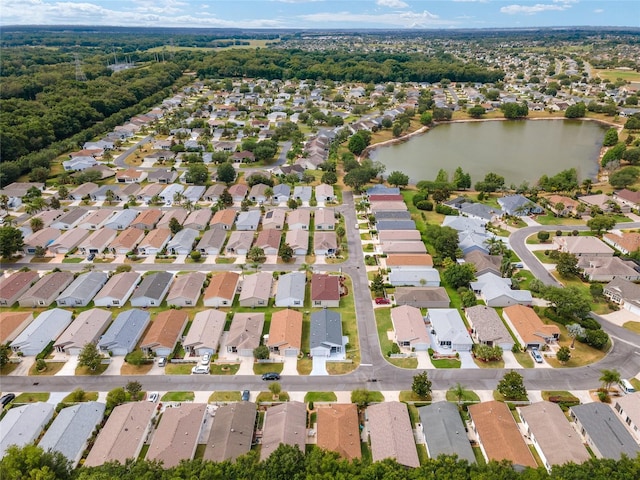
[5,395,638,471]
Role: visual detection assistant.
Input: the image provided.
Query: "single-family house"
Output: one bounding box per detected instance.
[389,268,440,287]
[137,228,172,256]
[69,182,99,200]
[184,209,212,231]
[158,184,184,205]
[50,208,90,230]
[226,312,264,356]
[78,209,114,230]
[502,305,560,350]
[239,271,273,307]
[204,184,226,202]
[384,254,433,269]
[0,312,34,345]
[116,168,146,184]
[457,230,495,256]
[497,194,543,216]
[394,287,450,308]
[465,305,514,350]
[314,208,335,230]
[578,255,640,282]
[442,215,487,233]
[183,185,205,202]
[367,402,419,467]
[604,277,640,315]
[156,208,188,229]
[23,227,61,255]
[166,227,198,255]
[109,227,145,254]
[268,309,303,356]
[317,404,361,460]
[226,230,254,255]
[203,272,239,307]
[287,208,311,230]
[260,402,307,461]
[254,229,282,256]
[84,402,155,467]
[427,308,473,352]
[578,193,620,213]
[210,208,236,230]
[293,186,312,203]
[370,201,407,213]
[570,403,640,460]
[102,209,139,230]
[0,403,55,458]
[376,220,416,231]
[148,169,179,184]
[378,230,421,242]
[271,184,290,204]
[10,308,73,356]
[90,185,123,203]
[140,309,188,357]
[546,195,580,217]
[263,209,286,230]
[196,228,227,255]
[131,271,174,307]
[48,228,90,255]
[183,309,226,356]
[18,271,74,307]
[613,392,640,442]
[470,272,533,307]
[603,231,640,255]
[418,402,476,463]
[78,228,118,257]
[285,229,309,256]
[311,274,340,308]
[248,183,269,203]
[228,184,248,202]
[236,210,261,230]
[366,185,400,197]
[374,210,412,220]
[275,272,306,307]
[98,309,150,356]
[310,309,343,357]
[460,202,501,222]
[519,401,590,472]
[0,271,39,307]
[468,401,536,468]
[315,184,335,203]
[56,271,108,307]
[166,272,206,307]
[54,308,112,355]
[553,236,614,257]
[27,209,63,229]
[137,183,166,203]
[93,271,140,307]
[380,241,428,255]
[131,209,163,230]
[613,188,640,210]
[390,305,429,351]
[203,402,257,462]
[38,402,105,468]
[464,251,502,277]
[314,231,338,256]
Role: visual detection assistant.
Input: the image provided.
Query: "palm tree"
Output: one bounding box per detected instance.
[599,368,621,393]
[105,189,115,205]
[451,383,466,406]
[30,217,44,232]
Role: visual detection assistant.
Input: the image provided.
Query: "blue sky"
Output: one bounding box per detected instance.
[1,0,637,29]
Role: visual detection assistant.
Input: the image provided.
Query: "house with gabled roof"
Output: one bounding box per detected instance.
[464,251,502,277]
[156,208,188,229]
[203,272,239,307]
[196,228,227,255]
[204,183,226,202]
[285,229,309,256]
[470,272,532,307]
[275,272,306,307]
[18,271,74,307]
[203,402,257,462]
[603,231,640,255]
[167,272,206,307]
[56,271,108,307]
[0,312,34,345]
[236,210,261,230]
[109,227,145,255]
[468,401,536,469]
[315,183,335,203]
[131,209,163,230]
[228,183,248,202]
[183,309,226,357]
[260,401,307,461]
[254,229,282,256]
[378,229,421,242]
[498,194,543,216]
[314,231,337,256]
[317,404,360,460]
[140,309,188,357]
[50,208,90,230]
[263,208,285,230]
[38,402,105,468]
[394,287,450,309]
[604,277,640,315]
[368,401,419,468]
[380,241,427,255]
[78,228,118,256]
[271,184,290,204]
[502,305,560,350]
[427,308,473,352]
[570,403,640,460]
[84,402,155,467]
[519,401,590,472]
[137,228,172,256]
[389,268,440,287]
[48,228,90,255]
[314,208,335,230]
[166,227,198,255]
[102,209,139,230]
[0,270,39,307]
[131,271,173,307]
[27,209,63,229]
[248,183,269,203]
[268,309,302,356]
[184,209,212,230]
[287,208,311,230]
[93,271,140,307]
[374,210,411,220]
[226,230,254,255]
[385,254,433,268]
[613,392,640,443]
[465,305,514,350]
[293,186,312,203]
[613,188,640,210]
[91,185,123,203]
[460,202,501,222]
[418,401,475,463]
[210,208,236,230]
[226,312,264,356]
[183,185,205,202]
[78,209,114,230]
[70,182,99,200]
[553,235,614,257]
[23,227,60,255]
[390,305,429,351]
[11,308,72,356]
[54,308,112,355]
[310,309,343,357]
[0,402,55,458]
[116,168,146,183]
[311,273,340,308]
[98,309,150,355]
[239,271,273,307]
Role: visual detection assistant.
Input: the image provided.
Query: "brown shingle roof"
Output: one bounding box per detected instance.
[503,305,560,346]
[204,271,239,302]
[132,209,163,229]
[141,309,188,351]
[385,254,433,267]
[367,402,420,467]
[0,312,34,344]
[317,404,361,460]
[203,402,257,462]
[210,208,236,227]
[311,274,340,301]
[260,401,307,460]
[0,271,39,304]
[268,309,302,351]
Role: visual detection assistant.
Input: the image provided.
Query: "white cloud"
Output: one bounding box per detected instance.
[594,8,604,13]
[452,0,488,3]
[273,0,324,3]
[376,0,409,8]
[299,9,452,27]
[500,3,571,15]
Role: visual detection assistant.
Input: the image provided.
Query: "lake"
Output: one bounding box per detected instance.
[370,119,607,186]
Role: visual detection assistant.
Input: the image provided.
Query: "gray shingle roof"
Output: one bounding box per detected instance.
[418,401,476,463]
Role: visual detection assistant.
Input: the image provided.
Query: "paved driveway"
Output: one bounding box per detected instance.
[310,356,328,375]
[458,351,478,369]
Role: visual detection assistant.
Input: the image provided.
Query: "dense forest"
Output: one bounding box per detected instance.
[1,444,639,480]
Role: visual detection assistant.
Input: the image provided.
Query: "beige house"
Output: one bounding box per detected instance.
[367,402,419,468]
[203,272,239,307]
[226,312,264,356]
[238,272,273,307]
[140,309,188,357]
[317,404,361,460]
[166,272,206,307]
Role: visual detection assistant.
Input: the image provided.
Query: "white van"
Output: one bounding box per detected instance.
[619,379,636,394]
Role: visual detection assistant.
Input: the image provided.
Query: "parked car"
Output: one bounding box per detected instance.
[157,357,167,367]
[530,348,543,364]
[201,353,211,365]
[191,365,209,374]
[261,372,280,381]
[147,392,159,403]
[0,393,15,407]
[241,390,250,401]
[87,253,95,261]
[374,297,390,305]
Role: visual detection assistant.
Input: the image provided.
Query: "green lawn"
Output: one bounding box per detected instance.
[254,363,283,375]
[256,392,290,403]
[29,362,66,376]
[374,308,418,368]
[514,351,535,368]
[210,363,240,375]
[474,358,505,369]
[398,391,431,402]
[445,388,480,403]
[209,391,241,402]
[304,392,338,403]
[161,391,195,402]
[623,321,640,334]
[430,357,461,368]
[75,364,109,375]
[165,363,196,375]
[14,392,50,403]
[534,214,586,226]
[62,391,99,403]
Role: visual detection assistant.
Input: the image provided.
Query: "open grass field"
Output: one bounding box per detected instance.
[146,39,279,53]
[595,69,640,83]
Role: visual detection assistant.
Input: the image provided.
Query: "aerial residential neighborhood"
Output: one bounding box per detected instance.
[1,13,640,479]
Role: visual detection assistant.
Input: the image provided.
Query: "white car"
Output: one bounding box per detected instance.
[147,392,159,403]
[191,365,209,374]
[201,353,211,365]
[531,348,543,364]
